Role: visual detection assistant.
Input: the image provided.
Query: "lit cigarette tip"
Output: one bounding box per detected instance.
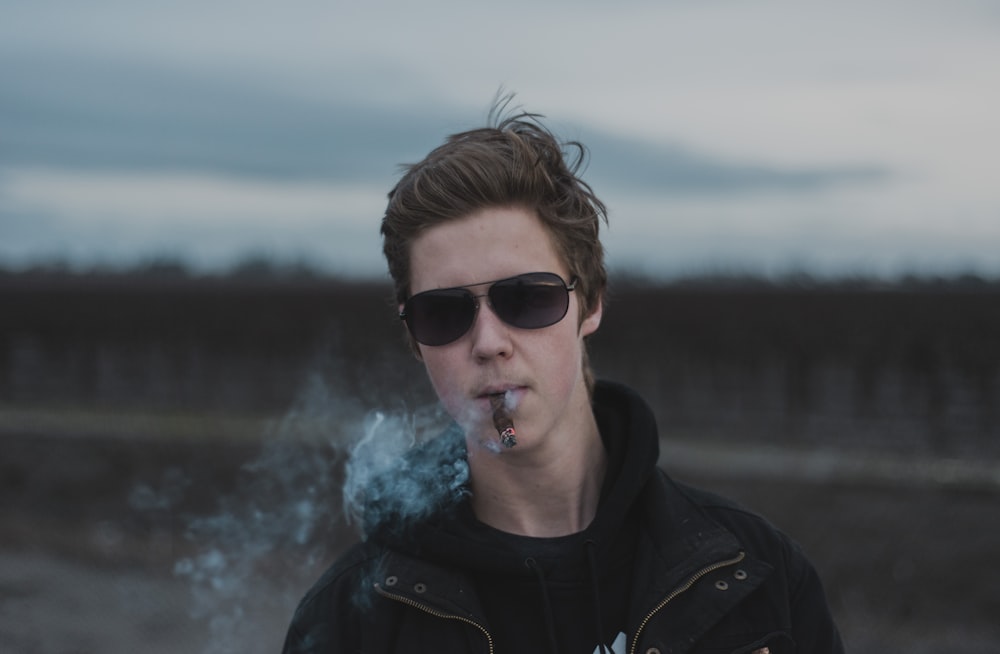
[490,393,517,448]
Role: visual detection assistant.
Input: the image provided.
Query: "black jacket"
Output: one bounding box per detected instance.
[283,381,843,654]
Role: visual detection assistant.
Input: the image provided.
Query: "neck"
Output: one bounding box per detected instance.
[466,407,607,537]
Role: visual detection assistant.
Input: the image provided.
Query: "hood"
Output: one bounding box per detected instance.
[365,380,661,578]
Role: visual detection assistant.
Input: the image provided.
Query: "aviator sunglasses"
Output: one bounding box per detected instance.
[400,272,578,346]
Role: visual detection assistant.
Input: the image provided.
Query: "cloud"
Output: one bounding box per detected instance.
[1,0,996,277]
[0,54,454,183]
[1,52,887,198]
[601,182,1000,279]
[582,131,887,195]
[0,167,388,274]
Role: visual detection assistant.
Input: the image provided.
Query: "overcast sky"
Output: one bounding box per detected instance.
[2,0,998,278]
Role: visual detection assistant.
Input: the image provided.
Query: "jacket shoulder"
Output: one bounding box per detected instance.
[658,471,844,652]
[666,472,803,563]
[301,540,378,603]
[282,541,385,654]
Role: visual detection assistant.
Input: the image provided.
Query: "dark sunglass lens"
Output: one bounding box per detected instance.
[405,290,476,346]
[489,274,569,330]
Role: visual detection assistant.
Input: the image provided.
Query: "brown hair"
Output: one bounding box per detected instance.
[380,99,610,385]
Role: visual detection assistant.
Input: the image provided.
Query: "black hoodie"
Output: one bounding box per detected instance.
[283,381,843,654]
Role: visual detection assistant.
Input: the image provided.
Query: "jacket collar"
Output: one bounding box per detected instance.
[368,381,774,644]
[372,468,772,638]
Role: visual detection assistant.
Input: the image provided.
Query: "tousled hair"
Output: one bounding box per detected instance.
[380,98,609,388]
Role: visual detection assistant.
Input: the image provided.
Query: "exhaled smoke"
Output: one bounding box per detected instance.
[153,369,464,654]
[169,373,351,654]
[129,466,192,511]
[343,411,468,536]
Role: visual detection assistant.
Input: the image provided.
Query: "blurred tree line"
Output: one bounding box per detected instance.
[2,261,998,457]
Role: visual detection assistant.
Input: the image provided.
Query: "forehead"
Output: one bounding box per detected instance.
[409,206,566,294]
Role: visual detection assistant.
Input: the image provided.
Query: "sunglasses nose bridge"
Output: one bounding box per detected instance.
[468,290,498,322]
[464,290,516,352]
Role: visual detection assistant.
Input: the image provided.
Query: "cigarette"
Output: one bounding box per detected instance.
[489,394,517,448]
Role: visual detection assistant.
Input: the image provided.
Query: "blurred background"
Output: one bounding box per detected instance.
[2,1,999,653]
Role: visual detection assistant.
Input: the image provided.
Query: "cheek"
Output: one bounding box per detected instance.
[541,325,587,390]
[421,351,470,420]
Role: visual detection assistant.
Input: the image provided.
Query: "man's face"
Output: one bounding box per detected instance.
[407,206,602,451]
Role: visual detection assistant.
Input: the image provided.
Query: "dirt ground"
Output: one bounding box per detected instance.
[2,428,999,654]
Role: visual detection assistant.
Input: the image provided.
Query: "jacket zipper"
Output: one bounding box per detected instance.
[374,584,496,654]
[629,551,746,654]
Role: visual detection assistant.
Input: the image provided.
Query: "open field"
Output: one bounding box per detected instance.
[2,271,999,652]
[2,418,999,654]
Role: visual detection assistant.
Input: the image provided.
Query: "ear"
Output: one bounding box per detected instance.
[579,293,603,338]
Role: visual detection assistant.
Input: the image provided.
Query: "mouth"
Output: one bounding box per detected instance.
[476,385,524,410]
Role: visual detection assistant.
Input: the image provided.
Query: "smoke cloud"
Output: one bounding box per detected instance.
[137,368,464,654]
[343,411,468,535]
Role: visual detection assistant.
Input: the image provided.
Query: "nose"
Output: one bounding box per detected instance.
[468,297,513,360]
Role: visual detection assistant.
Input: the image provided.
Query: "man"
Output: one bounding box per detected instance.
[283,104,843,653]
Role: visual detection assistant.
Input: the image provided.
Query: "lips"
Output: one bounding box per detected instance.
[479,387,514,398]
[475,385,525,409]
[476,384,524,399]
